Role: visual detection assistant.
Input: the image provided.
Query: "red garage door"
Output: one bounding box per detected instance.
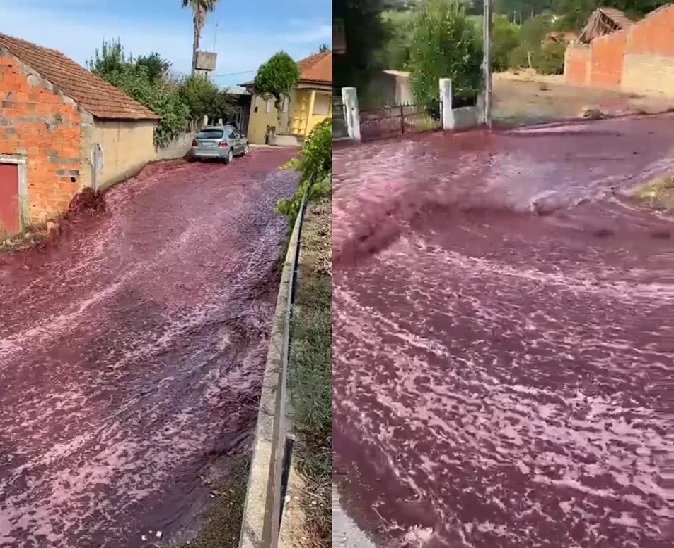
[0,162,20,234]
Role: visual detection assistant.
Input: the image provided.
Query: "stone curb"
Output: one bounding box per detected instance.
[238,205,304,548]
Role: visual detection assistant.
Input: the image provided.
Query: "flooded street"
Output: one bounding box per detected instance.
[332,116,674,548]
[0,149,297,547]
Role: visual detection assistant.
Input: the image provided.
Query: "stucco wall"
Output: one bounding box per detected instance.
[156,131,195,161]
[0,51,85,225]
[88,119,156,190]
[247,94,278,145]
[248,88,331,144]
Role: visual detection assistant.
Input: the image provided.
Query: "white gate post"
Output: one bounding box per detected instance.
[341,87,361,141]
[439,78,454,130]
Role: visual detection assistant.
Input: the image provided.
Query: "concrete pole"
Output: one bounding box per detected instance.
[439,78,454,130]
[482,0,493,128]
[341,87,361,141]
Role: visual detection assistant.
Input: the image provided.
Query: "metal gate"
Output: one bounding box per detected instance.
[332,96,348,140]
[359,100,442,142]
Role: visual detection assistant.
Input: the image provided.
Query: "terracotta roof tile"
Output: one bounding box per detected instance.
[0,33,160,121]
[297,51,332,84]
[241,51,332,87]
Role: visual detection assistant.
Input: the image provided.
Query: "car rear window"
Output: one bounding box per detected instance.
[196,129,224,139]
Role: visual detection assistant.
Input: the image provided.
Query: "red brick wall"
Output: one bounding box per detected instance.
[589,30,627,88]
[626,4,674,56]
[0,54,83,224]
[564,46,590,85]
[565,5,674,93]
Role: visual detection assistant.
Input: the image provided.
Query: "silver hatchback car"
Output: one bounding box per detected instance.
[190,125,250,163]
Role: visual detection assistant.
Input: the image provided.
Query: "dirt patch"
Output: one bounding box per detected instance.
[493,72,674,125]
[287,195,332,548]
[632,172,674,212]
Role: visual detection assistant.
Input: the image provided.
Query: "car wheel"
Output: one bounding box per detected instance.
[224,149,233,165]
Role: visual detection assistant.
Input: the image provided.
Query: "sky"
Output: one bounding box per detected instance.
[0,0,332,87]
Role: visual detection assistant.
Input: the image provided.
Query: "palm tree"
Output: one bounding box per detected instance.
[182,0,219,74]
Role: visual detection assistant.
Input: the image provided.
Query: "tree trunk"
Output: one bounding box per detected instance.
[191,7,204,74]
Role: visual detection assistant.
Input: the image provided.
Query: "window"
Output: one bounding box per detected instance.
[196,129,224,139]
[282,96,289,113]
[265,99,272,113]
[312,94,330,116]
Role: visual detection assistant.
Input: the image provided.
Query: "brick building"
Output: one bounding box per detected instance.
[0,33,160,234]
[565,5,674,97]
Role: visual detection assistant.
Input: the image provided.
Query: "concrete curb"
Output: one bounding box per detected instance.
[238,205,304,548]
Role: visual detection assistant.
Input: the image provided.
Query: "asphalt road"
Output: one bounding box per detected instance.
[332,116,674,548]
[0,149,297,548]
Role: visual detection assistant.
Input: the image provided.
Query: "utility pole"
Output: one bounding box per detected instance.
[482,0,493,128]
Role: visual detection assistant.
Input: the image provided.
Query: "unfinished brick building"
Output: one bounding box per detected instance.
[565,5,674,97]
[0,33,160,234]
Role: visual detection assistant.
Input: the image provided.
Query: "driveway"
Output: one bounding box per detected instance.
[0,149,297,547]
[332,117,674,548]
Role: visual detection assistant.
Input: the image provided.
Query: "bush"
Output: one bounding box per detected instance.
[492,15,521,71]
[532,41,566,75]
[277,118,332,225]
[407,0,482,107]
[88,40,189,148]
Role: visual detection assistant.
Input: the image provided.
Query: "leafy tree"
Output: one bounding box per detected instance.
[377,9,415,70]
[178,74,235,121]
[553,0,670,30]
[491,14,521,71]
[253,51,300,130]
[181,0,219,74]
[135,53,172,84]
[178,74,217,119]
[88,39,189,147]
[333,0,388,89]
[408,0,482,107]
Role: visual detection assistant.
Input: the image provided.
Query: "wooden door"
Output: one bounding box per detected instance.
[0,162,20,235]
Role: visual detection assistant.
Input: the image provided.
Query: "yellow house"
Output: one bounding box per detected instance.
[243,51,332,145]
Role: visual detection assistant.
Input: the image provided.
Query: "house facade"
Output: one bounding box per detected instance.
[243,51,332,145]
[0,33,159,233]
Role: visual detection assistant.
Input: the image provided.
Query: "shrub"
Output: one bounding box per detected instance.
[88,40,189,148]
[532,42,566,75]
[407,0,482,108]
[277,118,332,225]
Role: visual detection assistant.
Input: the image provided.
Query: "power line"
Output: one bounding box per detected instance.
[210,69,256,77]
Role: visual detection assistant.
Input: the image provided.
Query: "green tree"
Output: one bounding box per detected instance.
[408,0,482,107]
[377,9,415,70]
[491,14,521,71]
[178,74,235,121]
[88,39,189,147]
[553,0,670,30]
[253,51,300,130]
[333,0,388,89]
[181,0,219,74]
[135,53,172,84]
